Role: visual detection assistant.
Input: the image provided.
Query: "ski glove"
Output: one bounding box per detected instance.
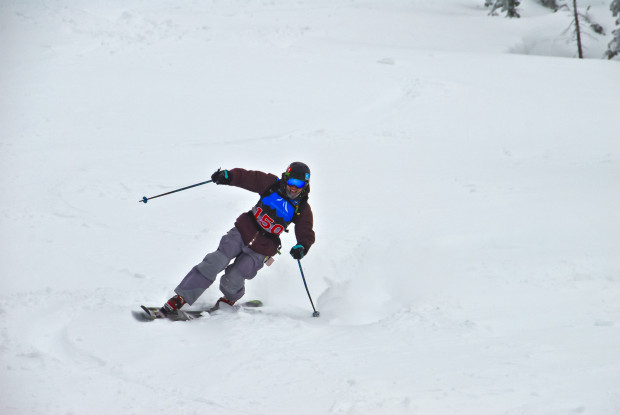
[211,168,232,185]
[290,244,306,260]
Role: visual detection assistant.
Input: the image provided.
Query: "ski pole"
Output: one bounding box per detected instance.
[297,259,320,317]
[139,179,213,203]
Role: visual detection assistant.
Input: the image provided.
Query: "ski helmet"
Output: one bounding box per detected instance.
[284,162,310,186]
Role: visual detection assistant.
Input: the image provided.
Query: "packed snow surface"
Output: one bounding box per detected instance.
[1,0,619,414]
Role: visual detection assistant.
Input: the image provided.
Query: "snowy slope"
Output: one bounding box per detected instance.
[1,0,619,414]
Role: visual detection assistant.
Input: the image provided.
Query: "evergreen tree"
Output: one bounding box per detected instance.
[486,0,521,18]
[606,0,620,59]
[562,1,606,58]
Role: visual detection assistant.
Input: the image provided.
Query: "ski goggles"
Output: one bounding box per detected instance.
[286,178,306,188]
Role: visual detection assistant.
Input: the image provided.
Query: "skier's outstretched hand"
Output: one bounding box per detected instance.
[211,168,232,185]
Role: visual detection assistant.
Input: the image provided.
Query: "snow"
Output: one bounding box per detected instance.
[1,0,619,414]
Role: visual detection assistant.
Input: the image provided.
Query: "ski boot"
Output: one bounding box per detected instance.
[209,296,236,312]
[159,294,187,318]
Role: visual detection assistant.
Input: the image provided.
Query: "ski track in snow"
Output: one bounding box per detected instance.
[1,0,619,414]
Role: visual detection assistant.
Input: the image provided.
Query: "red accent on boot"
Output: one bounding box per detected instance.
[217,297,236,306]
[167,294,186,309]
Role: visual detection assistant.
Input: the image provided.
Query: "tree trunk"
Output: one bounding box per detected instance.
[573,0,584,58]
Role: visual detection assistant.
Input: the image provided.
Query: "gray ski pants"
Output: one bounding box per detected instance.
[174,227,266,305]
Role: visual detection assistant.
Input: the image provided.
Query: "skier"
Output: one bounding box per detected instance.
[158,162,315,317]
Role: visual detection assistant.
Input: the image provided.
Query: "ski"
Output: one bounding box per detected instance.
[132,300,263,322]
